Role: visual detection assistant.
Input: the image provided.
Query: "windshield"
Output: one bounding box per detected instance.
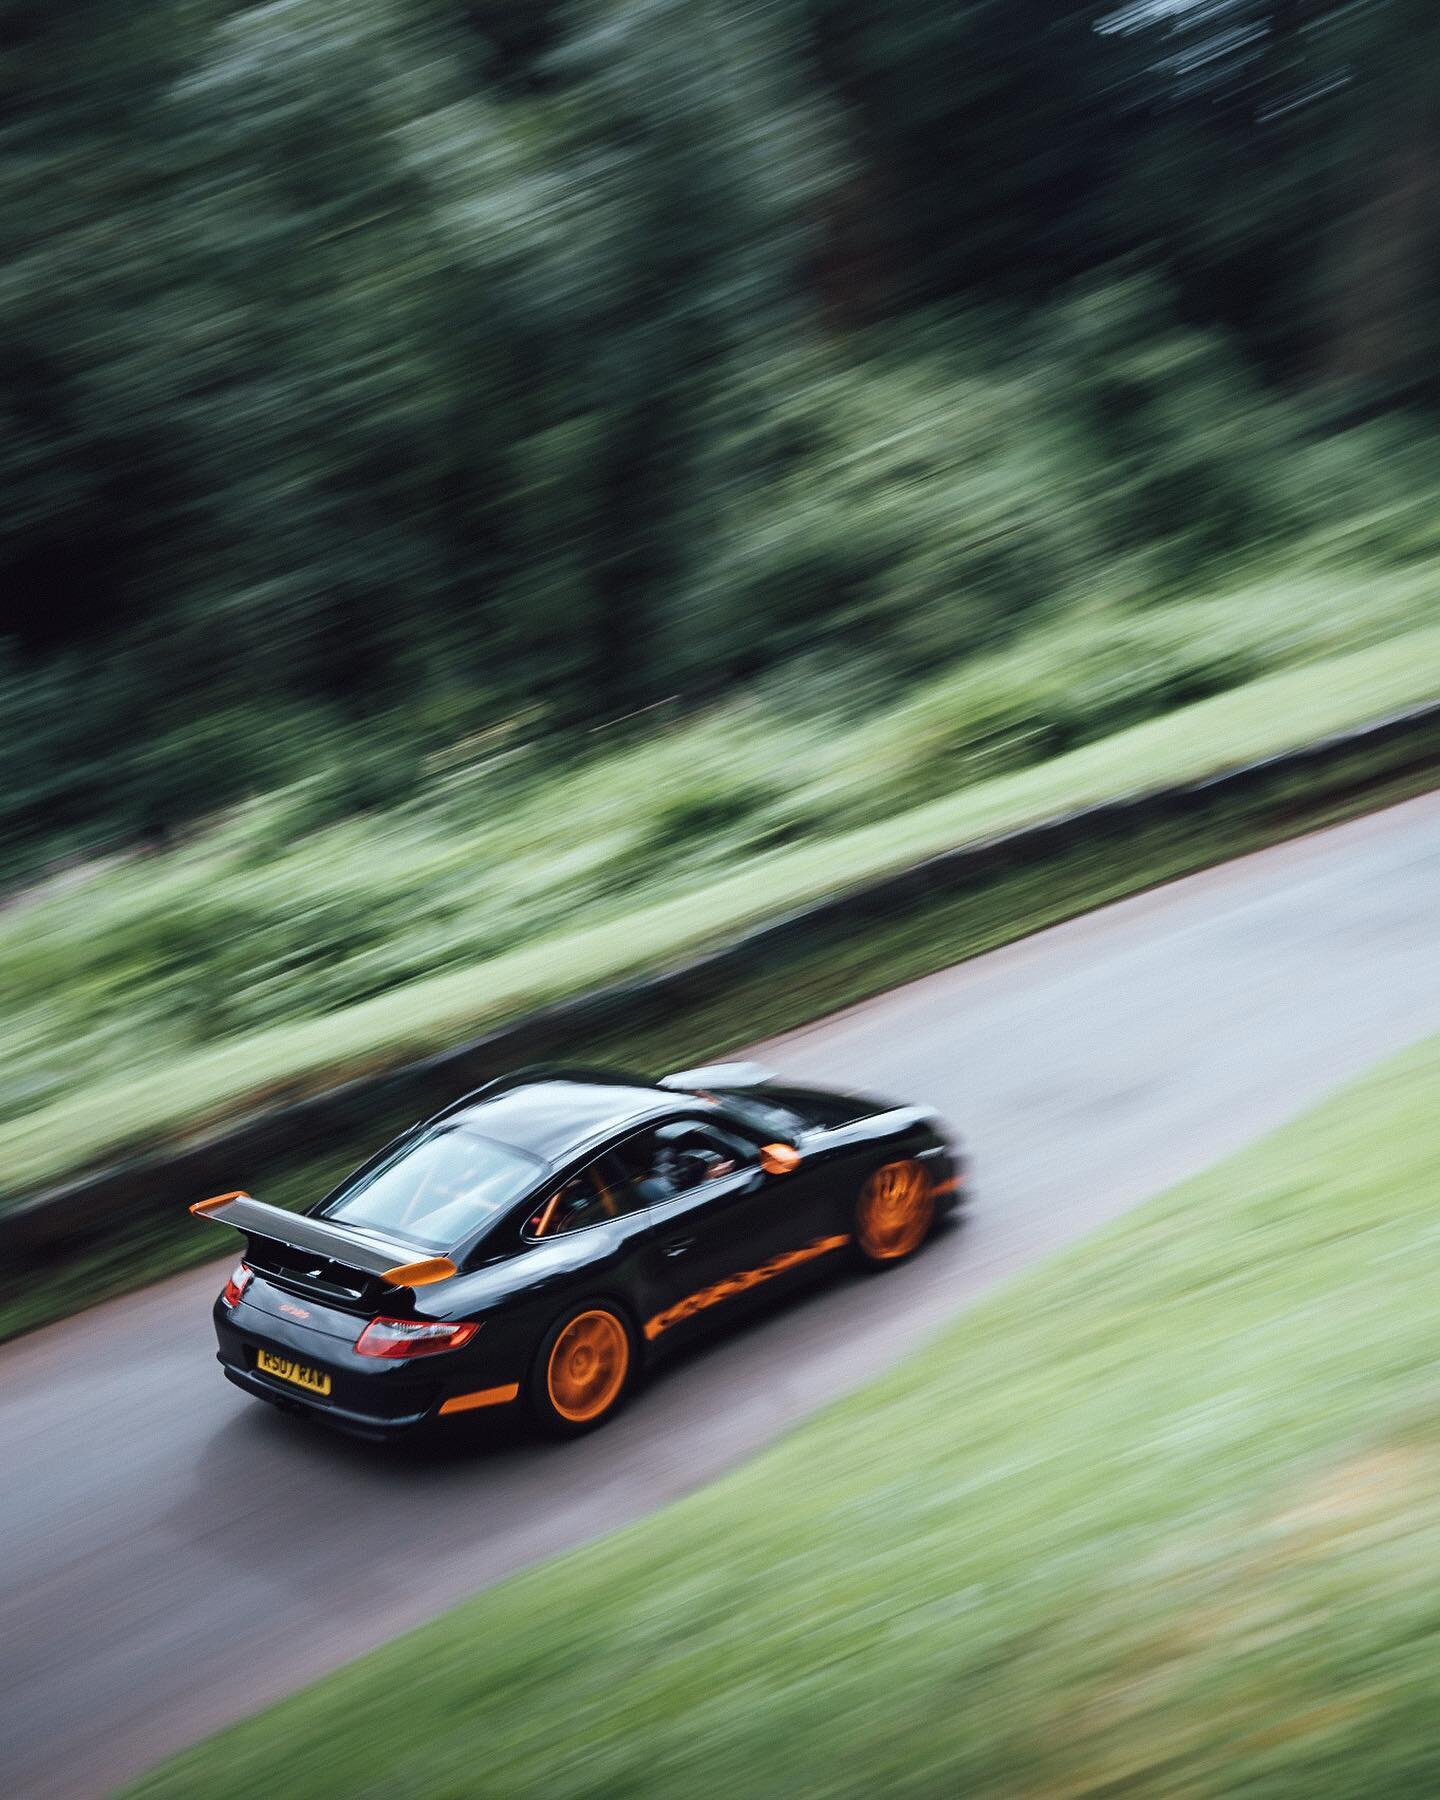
[318,1124,540,1252]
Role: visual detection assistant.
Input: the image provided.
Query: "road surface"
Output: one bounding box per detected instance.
[3,792,1439,1797]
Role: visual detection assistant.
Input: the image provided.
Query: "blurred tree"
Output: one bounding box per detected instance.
[1097,0,1440,398]
[539,0,838,701]
[804,0,1121,307]
[1,0,1437,876]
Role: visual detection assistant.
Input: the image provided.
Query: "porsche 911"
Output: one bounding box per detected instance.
[192,1063,965,1439]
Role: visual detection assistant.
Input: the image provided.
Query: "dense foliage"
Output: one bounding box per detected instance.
[2,0,1437,870]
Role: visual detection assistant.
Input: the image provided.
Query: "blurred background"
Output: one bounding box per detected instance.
[2,0,1439,1184]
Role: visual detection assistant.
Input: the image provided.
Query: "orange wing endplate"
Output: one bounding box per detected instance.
[379,1256,459,1288]
[188,1191,251,1217]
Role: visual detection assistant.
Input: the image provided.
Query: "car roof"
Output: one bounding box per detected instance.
[446,1075,681,1163]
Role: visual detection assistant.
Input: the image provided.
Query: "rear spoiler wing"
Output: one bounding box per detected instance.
[189,1192,456,1288]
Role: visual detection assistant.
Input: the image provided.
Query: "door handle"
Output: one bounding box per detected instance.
[661,1236,695,1259]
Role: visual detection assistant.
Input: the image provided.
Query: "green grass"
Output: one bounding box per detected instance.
[131,1034,1440,1799]
[4,602,1439,1207]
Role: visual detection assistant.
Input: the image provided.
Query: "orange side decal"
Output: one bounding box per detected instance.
[643,1234,850,1341]
[438,1384,520,1416]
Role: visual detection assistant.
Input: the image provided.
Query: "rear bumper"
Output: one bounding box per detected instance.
[214,1298,521,1440]
[220,1358,435,1440]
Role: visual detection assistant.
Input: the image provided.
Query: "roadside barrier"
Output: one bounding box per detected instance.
[2,697,1436,1274]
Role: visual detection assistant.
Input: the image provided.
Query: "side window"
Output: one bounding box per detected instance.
[610,1119,754,1207]
[524,1158,634,1240]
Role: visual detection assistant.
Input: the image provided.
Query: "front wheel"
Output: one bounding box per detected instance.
[852,1160,934,1267]
[529,1303,634,1437]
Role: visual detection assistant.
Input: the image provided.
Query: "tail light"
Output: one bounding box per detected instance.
[355,1317,479,1360]
[221,1263,253,1308]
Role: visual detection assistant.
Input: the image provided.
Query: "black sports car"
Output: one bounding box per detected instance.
[193,1063,964,1440]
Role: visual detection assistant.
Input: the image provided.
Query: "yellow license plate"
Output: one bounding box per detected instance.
[256,1348,332,1396]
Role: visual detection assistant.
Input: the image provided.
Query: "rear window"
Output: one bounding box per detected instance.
[720,1086,866,1136]
[717,1093,806,1141]
[318,1124,539,1252]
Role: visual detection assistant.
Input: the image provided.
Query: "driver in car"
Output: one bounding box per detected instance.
[636,1131,736,1203]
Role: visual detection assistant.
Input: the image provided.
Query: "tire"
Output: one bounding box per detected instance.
[851,1159,935,1268]
[528,1302,635,1437]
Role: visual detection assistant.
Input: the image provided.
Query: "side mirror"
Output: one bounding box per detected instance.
[760,1142,802,1176]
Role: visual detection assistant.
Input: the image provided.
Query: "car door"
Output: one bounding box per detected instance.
[615,1118,835,1348]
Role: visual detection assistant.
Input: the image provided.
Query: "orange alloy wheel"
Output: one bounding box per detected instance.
[855,1160,934,1263]
[545,1309,630,1424]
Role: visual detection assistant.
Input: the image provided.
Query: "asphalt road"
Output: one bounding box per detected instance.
[4,792,1439,1799]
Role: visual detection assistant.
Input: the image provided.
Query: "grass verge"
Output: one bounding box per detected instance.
[131,1033,1440,1799]
[5,622,1440,1206]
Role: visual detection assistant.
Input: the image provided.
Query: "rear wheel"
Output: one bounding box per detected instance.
[853,1159,934,1266]
[529,1303,634,1436]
